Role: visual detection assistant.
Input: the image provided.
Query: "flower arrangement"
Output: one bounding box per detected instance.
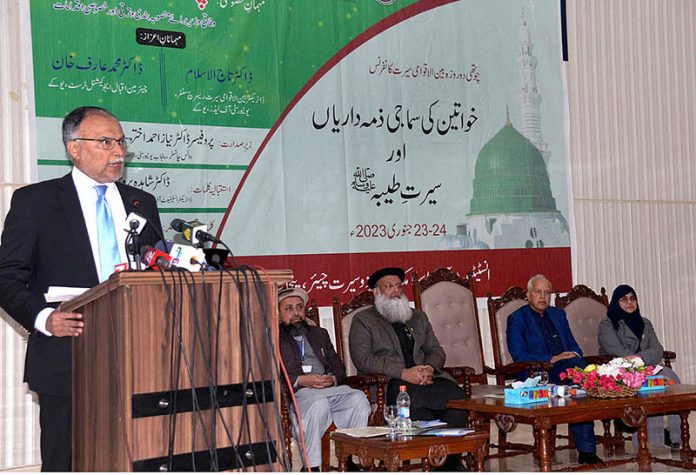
[560,357,653,398]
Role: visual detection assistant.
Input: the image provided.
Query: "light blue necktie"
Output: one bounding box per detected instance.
[95,185,120,282]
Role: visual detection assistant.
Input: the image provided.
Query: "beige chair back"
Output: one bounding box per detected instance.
[555,285,608,357]
[414,269,483,374]
[487,287,528,370]
[305,298,320,326]
[332,291,375,377]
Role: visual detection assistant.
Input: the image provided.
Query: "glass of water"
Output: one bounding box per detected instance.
[384,405,399,433]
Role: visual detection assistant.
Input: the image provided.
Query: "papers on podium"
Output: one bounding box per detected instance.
[44,286,89,303]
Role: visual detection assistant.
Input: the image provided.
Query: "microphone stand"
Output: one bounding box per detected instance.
[197,233,238,269]
[126,220,142,270]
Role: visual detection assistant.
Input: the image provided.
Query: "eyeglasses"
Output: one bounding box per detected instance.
[619,295,637,303]
[72,137,128,150]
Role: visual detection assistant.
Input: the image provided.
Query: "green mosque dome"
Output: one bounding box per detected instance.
[468,119,558,215]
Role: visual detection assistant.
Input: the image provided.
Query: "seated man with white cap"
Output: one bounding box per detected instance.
[278,287,371,471]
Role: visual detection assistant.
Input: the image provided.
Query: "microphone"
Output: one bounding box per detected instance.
[129,195,167,245]
[169,242,207,271]
[189,256,207,271]
[203,248,230,269]
[123,212,146,234]
[124,212,148,271]
[170,218,223,246]
[141,245,174,270]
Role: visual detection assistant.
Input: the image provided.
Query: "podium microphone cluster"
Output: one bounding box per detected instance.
[141,245,174,270]
[170,218,223,247]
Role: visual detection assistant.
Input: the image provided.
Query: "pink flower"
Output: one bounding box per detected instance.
[559,358,651,394]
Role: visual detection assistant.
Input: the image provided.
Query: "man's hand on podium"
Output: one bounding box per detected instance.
[47,310,83,337]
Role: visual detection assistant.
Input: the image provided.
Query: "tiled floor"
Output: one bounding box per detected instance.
[9,416,694,472]
[484,418,694,472]
[292,412,696,471]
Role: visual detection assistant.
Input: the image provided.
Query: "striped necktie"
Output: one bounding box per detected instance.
[95,185,120,282]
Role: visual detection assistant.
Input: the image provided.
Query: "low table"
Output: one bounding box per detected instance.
[331,431,489,471]
[448,384,696,471]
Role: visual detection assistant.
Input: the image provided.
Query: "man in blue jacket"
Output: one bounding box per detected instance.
[507,274,601,465]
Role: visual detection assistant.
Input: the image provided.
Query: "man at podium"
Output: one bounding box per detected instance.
[0,106,163,471]
[278,287,370,471]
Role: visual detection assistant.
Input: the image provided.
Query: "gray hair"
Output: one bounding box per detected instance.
[61,106,118,147]
[527,274,551,293]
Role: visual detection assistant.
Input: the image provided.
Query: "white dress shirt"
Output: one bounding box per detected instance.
[35,167,128,335]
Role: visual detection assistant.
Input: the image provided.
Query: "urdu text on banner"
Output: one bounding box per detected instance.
[31,0,571,304]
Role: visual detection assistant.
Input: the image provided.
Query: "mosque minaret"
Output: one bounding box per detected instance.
[439,10,569,250]
[517,9,551,165]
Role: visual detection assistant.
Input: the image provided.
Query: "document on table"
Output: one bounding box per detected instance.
[476,388,505,398]
[412,420,447,429]
[418,427,475,437]
[334,427,392,438]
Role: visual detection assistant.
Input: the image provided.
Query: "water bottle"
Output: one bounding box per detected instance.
[396,385,412,431]
[549,385,579,398]
[549,385,570,397]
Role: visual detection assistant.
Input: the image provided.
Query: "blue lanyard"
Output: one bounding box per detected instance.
[294,336,305,362]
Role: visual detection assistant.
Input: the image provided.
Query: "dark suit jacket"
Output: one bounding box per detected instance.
[507,304,583,363]
[279,323,346,386]
[0,173,162,395]
[349,307,455,383]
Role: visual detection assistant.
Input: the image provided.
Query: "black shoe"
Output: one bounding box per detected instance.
[614,418,637,434]
[300,466,320,472]
[577,451,603,465]
[665,429,681,450]
[434,454,468,472]
[345,456,363,472]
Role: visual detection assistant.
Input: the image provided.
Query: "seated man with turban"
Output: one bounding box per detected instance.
[278,287,370,471]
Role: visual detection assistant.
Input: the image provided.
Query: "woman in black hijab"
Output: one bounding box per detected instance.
[598,284,681,449]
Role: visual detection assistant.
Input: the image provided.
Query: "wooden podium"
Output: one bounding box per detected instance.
[62,269,292,471]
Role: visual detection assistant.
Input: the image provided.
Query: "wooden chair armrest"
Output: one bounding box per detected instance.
[663,350,676,368]
[497,360,553,378]
[443,366,476,379]
[344,373,389,388]
[343,373,388,427]
[443,366,476,397]
[584,355,614,365]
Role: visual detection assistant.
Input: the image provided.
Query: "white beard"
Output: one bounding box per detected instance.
[375,293,413,324]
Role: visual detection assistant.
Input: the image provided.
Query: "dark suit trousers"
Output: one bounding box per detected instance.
[386,378,469,427]
[551,356,597,453]
[38,393,71,471]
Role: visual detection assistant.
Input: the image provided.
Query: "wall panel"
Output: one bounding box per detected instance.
[0,0,40,470]
[566,0,696,383]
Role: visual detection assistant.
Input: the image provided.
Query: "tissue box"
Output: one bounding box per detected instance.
[504,386,549,404]
[638,375,666,392]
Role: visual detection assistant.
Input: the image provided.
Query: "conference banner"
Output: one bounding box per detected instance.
[31,0,572,304]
